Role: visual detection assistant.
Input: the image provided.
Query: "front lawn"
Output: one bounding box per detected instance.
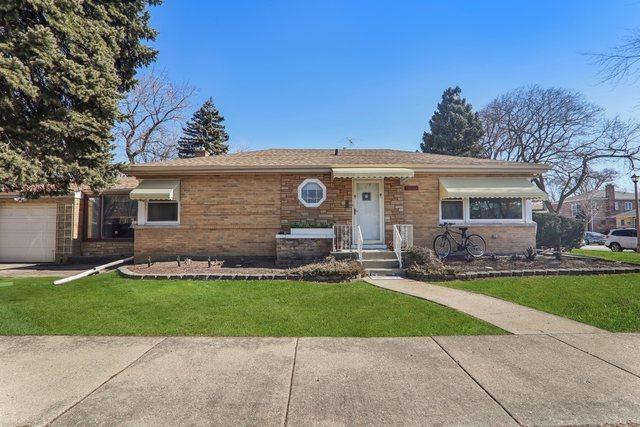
[439,273,640,332]
[572,249,640,265]
[0,273,503,336]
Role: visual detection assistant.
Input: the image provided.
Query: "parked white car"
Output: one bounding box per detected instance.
[605,228,638,252]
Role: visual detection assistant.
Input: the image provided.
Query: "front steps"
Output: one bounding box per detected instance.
[361,250,403,277]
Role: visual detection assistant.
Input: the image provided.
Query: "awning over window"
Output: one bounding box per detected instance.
[331,168,414,179]
[129,180,180,201]
[439,177,548,200]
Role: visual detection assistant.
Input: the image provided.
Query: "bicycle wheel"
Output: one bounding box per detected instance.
[465,234,486,257]
[433,234,451,258]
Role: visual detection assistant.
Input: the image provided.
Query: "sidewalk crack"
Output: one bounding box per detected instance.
[47,337,167,425]
[283,337,299,427]
[431,336,522,426]
[548,334,640,379]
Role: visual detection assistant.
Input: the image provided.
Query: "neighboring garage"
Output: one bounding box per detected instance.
[0,205,57,262]
[0,195,81,263]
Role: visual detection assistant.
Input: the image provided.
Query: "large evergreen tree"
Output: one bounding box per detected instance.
[178,98,229,158]
[0,0,160,197]
[420,86,484,157]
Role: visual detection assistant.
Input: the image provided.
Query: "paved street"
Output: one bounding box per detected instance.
[2,334,640,426]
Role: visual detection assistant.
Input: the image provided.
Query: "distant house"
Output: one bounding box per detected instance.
[558,184,639,233]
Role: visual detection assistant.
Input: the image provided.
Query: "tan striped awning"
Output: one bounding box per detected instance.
[439,177,548,200]
[331,168,414,180]
[129,180,180,201]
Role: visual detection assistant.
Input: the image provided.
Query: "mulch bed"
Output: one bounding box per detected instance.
[444,255,620,273]
[129,260,287,276]
[408,254,640,281]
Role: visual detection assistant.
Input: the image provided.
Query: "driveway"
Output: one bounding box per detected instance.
[1,334,639,426]
[0,263,101,278]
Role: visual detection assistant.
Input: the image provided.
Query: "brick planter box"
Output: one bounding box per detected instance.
[275,235,333,267]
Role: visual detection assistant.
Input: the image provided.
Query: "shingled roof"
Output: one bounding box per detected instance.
[127,148,548,175]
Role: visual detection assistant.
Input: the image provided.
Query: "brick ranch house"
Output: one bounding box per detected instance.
[0,176,138,263]
[558,183,640,233]
[124,149,549,266]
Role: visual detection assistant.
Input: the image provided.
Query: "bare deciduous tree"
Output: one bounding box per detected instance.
[479,86,640,213]
[115,72,196,163]
[593,31,640,83]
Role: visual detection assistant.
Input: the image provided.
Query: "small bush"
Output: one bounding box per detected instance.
[295,258,364,282]
[289,219,334,229]
[533,212,585,250]
[523,246,537,261]
[405,246,445,275]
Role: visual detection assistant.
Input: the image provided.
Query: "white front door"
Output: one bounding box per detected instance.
[355,181,382,243]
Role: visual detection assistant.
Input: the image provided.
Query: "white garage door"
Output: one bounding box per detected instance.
[0,205,57,262]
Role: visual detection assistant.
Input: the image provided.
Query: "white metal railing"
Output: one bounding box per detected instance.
[396,224,413,249]
[333,224,353,252]
[333,224,364,261]
[393,225,403,268]
[355,225,363,261]
[392,224,413,268]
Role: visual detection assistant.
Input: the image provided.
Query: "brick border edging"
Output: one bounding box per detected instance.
[407,265,640,282]
[117,266,362,283]
[118,265,303,281]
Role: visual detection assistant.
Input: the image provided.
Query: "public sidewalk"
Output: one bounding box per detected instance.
[2,335,639,426]
[365,277,606,334]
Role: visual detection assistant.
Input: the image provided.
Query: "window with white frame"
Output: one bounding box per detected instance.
[615,201,620,211]
[298,178,326,207]
[440,197,527,223]
[441,199,464,220]
[470,198,522,220]
[147,200,179,223]
[625,201,633,211]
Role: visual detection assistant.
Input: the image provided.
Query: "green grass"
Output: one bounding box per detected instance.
[572,249,640,265]
[439,273,640,332]
[0,273,503,336]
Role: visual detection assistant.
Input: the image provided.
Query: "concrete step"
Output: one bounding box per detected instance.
[362,250,398,260]
[361,259,400,269]
[365,268,405,277]
[362,244,388,250]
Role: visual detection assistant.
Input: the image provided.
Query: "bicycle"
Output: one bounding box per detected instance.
[433,222,486,259]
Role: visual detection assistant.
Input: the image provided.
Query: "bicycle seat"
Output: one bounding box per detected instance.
[458,226,468,232]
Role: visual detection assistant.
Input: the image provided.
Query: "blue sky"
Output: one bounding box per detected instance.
[147,0,639,158]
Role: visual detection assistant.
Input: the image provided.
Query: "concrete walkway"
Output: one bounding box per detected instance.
[365,277,606,334]
[2,335,640,426]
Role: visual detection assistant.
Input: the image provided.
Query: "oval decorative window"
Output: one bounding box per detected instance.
[298,178,327,208]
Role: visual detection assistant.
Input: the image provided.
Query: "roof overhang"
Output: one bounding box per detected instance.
[129,179,180,201]
[331,167,414,180]
[126,163,549,177]
[439,177,549,200]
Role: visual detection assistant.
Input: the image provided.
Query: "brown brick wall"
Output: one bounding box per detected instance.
[404,173,537,254]
[132,171,539,261]
[280,174,351,228]
[134,175,282,262]
[81,241,134,257]
[275,237,332,266]
[383,178,404,245]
